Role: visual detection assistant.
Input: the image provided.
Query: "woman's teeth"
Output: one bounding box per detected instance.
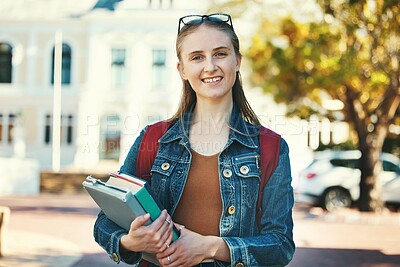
[203,77,222,83]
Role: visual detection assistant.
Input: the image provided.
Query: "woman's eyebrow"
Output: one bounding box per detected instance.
[188,50,203,56]
[213,46,231,51]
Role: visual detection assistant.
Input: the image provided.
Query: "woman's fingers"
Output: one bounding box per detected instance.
[129,213,151,231]
[144,210,174,253]
[156,244,175,265]
[124,210,175,254]
[155,212,175,252]
[156,226,180,260]
[158,217,174,251]
[149,210,169,232]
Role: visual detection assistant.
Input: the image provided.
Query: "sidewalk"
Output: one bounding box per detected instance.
[0,194,399,267]
[289,204,400,266]
[0,194,129,267]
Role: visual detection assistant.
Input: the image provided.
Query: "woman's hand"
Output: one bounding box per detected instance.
[156,225,230,267]
[120,209,174,254]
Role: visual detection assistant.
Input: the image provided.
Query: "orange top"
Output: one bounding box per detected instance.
[173,150,222,236]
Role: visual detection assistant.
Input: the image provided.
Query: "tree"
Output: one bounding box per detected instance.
[246,0,399,211]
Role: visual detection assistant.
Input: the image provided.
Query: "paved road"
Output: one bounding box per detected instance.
[0,194,399,267]
[289,205,400,267]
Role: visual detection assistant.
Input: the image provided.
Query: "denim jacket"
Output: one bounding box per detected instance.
[93,105,295,267]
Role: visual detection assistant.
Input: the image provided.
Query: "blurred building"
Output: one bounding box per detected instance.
[0,0,350,175]
[0,0,208,171]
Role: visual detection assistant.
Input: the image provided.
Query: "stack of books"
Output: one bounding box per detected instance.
[83,172,180,264]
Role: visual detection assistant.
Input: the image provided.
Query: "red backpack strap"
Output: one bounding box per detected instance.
[136,121,172,267]
[257,126,281,226]
[136,121,173,182]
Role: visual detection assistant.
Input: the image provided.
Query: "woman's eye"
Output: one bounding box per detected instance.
[191,55,202,61]
[215,52,227,57]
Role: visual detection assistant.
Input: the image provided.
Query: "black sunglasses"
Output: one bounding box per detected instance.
[177,13,234,34]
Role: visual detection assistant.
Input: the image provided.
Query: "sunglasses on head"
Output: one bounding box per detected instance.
[177,13,234,34]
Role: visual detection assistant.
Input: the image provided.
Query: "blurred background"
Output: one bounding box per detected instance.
[0,0,399,266]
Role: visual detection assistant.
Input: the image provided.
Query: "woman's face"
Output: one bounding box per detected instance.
[177,25,241,103]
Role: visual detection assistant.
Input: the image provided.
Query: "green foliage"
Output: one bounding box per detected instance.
[247,0,399,125]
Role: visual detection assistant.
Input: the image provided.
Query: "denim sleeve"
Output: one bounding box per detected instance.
[93,127,147,265]
[222,139,295,267]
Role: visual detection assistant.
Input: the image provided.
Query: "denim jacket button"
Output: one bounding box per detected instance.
[235,262,245,267]
[228,205,236,215]
[240,165,250,174]
[111,253,119,262]
[223,169,232,178]
[161,162,170,170]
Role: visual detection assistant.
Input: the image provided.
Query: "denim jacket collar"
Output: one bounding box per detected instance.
[159,103,259,149]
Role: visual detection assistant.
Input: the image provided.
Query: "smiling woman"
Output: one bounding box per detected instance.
[93,13,295,267]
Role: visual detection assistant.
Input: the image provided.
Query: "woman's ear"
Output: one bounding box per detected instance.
[177,62,187,80]
[236,55,242,72]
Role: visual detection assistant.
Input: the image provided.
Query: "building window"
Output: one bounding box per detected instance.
[60,114,74,145]
[100,115,121,160]
[0,43,12,83]
[66,115,73,144]
[45,114,51,144]
[111,48,126,88]
[0,113,16,144]
[44,114,74,145]
[8,114,15,144]
[51,43,72,85]
[152,49,167,88]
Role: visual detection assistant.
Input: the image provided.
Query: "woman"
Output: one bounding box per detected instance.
[94,13,295,267]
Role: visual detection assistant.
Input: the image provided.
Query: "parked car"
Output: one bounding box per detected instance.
[295,150,400,211]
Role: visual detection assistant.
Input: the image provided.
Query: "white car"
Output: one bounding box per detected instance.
[295,150,400,211]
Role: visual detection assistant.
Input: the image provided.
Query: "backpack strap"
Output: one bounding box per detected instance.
[136,121,172,267]
[256,126,281,227]
[136,121,173,181]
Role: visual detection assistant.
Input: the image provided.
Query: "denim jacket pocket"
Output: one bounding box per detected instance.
[151,155,186,210]
[150,156,176,205]
[231,153,260,208]
[232,153,260,178]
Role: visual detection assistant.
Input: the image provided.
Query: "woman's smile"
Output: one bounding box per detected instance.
[202,76,223,84]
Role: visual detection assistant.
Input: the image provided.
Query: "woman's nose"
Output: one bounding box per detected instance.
[204,58,217,72]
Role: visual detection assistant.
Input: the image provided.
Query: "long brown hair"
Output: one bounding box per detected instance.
[170,19,260,127]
